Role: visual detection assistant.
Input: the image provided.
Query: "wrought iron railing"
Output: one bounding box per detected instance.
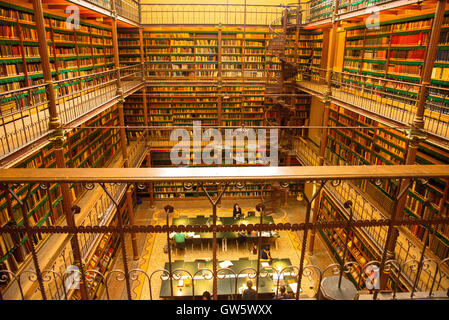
[69,0,140,23]
[296,67,449,142]
[119,64,143,92]
[296,0,422,24]
[0,84,49,160]
[0,166,448,299]
[140,3,286,26]
[293,138,448,292]
[54,69,118,126]
[115,0,140,22]
[4,258,449,300]
[2,136,147,300]
[0,65,144,162]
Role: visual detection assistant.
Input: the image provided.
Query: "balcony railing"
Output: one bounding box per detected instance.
[0,166,448,299]
[0,84,49,159]
[293,138,448,292]
[115,0,140,23]
[296,67,449,143]
[295,0,423,25]
[1,135,148,300]
[0,65,144,163]
[140,3,286,26]
[69,0,140,23]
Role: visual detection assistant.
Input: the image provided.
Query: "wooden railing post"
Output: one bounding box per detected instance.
[32,0,88,300]
[307,0,338,255]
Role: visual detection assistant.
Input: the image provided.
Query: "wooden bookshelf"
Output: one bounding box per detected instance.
[308,0,333,22]
[292,30,323,81]
[322,103,449,261]
[118,28,141,67]
[342,11,449,102]
[71,193,130,300]
[0,106,121,285]
[0,0,114,96]
[144,27,281,81]
[318,190,408,292]
[123,90,144,140]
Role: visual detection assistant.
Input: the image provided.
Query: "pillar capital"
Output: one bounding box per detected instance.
[331,12,338,24]
[322,95,331,105]
[404,126,428,145]
[49,128,66,146]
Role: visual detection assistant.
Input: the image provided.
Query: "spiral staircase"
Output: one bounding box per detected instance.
[261,7,303,215]
[265,8,301,116]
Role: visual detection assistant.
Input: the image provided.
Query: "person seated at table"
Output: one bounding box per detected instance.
[174,232,186,250]
[275,285,292,299]
[202,291,211,300]
[242,280,257,300]
[260,245,272,262]
[233,203,243,219]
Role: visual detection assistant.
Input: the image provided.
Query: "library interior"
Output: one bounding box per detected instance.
[0,0,449,301]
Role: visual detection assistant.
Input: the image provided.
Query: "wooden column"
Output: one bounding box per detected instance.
[139,28,149,138]
[279,8,288,92]
[307,0,339,255]
[118,100,129,167]
[126,187,139,260]
[113,2,139,262]
[111,2,129,167]
[32,0,88,300]
[413,0,446,132]
[326,0,340,94]
[32,0,58,130]
[111,1,122,94]
[146,153,155,208]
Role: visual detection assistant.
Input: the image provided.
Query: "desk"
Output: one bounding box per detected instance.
[171,215,280,251]
[160,258,296,299]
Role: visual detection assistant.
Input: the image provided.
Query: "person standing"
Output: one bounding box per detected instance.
[233,203,242,219]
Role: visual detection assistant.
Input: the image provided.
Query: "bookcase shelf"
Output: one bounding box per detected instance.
[0,106,121,285]
[317,189,409,292]
[342,11,449,103]
[0,0,114,93]
[323,103,449,261]
[71,193,130,300]
[118,28,140,67]
[293,31,324,82]
[144,28,281,81]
